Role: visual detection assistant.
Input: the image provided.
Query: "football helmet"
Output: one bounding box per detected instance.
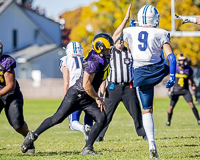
[137,5,160,28]
[64,41,83,56]
[0,40,3,58]
[176,53,187,67]
[92,33,114,56]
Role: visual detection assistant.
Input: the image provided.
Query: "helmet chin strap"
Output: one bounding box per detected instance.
[99,52,110,59]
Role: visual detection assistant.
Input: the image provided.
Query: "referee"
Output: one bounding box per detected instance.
[96,37,146,141]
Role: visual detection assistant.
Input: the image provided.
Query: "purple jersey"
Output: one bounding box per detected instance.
[75,50,110,92]
[0,55,16,86]
[173,65,193,92]
[0,55,20,104]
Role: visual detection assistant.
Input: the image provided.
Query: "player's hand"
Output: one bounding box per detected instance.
[166,76,175,88]
[96,97,106,112]
[125,3,132,20]
[192,85,196,91]
[175,14,192,24]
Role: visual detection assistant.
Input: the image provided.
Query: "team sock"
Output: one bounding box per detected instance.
[142,113,155,144]
[167,112,173,123]
[192,106,200,121]
[70,120,84,133]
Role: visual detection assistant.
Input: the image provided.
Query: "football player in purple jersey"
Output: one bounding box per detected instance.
[21,33,114,156]
[0,41,35,154]
[166,53,200,126]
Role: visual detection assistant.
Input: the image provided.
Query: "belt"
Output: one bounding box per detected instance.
[109,82,129,85]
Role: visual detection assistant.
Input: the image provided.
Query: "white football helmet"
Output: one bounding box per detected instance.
[64,41,83,56]
[137,5,160,28]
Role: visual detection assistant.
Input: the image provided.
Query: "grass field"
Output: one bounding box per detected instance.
[0,97,200,160]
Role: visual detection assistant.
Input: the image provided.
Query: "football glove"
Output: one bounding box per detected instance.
[175,14,196,24]
[166,77,175,88]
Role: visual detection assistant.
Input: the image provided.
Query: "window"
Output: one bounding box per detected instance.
[13,29,17,49]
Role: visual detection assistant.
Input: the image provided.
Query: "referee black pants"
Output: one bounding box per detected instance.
[98,82,146,138]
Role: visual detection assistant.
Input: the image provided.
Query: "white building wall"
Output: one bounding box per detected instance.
[15,48,64,79]
[24,9,61,46]
[0,3,57,53]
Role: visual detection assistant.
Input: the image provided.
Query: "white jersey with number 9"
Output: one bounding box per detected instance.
[123,26,170,69]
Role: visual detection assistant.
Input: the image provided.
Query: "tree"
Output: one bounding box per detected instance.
[69,0,134,55]
[157,0,200,66]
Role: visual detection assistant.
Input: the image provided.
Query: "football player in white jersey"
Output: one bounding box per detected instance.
[59,41,93,141]
[112,4,176,158]
[175,14,200,25]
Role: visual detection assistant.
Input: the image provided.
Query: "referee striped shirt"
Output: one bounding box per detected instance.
[108,47,133,83]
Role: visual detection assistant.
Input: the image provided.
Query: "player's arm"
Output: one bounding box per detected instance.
[61,66,70,94]
[98,80,107,98]
[163,43,176,88]
[0,70,16,97]
[83,71,106,112]
[175,14,200,25]
[189,75,196,91]
[112,3,131,43]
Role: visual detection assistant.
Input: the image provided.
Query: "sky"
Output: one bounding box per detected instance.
[32,0,97,19]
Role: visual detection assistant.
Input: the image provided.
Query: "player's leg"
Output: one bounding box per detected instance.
[5,91,35,154]
[68,110,89,140]
[21,86,79,153]
[166,94,179,126]
[84,113,93,140]
[136,86,159,158]
[81,101,107,155]
[122,86,146,138]
[183,91,200,124]
[97,84,122,141]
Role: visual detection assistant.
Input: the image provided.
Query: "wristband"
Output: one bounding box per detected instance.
[167,53,176,78]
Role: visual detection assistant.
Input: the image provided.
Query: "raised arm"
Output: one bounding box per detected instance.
[112,3,132,43]
[175,14,200,25]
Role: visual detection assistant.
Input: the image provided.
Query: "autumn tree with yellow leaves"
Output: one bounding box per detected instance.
[157,0,200,66]
[61,0,200,65]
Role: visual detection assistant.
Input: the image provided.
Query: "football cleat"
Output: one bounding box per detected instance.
[149,142,159,159]
[165,122,170,126]
[198,120,200,125]
[95,136,103,142]
[27,143,35,154]
[81,146,103,156]
[21,131,37,153]
[143,135,148,141]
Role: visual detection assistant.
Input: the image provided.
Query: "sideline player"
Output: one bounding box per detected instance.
[59,41,93,141]
[112,4,176,158]
[175,15,200,25]
[166,53,200,126]
[21,33,114,155]
[0,41,35,154]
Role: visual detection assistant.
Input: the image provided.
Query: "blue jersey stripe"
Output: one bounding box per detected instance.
[72,41,77,53]
[143,5,149,24]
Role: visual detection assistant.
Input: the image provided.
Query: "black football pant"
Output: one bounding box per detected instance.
[34,85,107,148]
[98,82,146,138]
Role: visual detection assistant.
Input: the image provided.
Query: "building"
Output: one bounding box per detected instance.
[0,0,65,79]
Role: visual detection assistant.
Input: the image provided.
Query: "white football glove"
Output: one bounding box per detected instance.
[175,14,196,24]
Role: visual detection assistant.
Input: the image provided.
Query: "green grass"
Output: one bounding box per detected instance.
[0,97,200,159]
